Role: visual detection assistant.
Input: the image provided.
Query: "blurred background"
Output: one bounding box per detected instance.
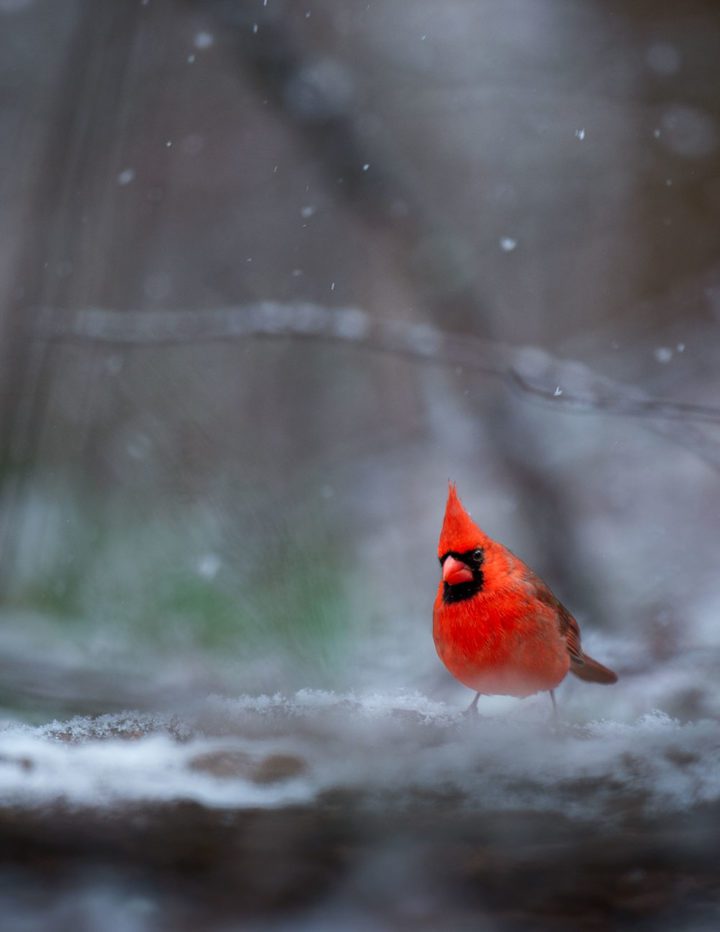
[2,0,720,718]
[2,0,720,928]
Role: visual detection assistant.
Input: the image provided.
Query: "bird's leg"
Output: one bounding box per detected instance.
[549,689,558,722]
[464,692,481,716]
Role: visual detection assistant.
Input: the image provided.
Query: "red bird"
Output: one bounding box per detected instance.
[433,484,617,713]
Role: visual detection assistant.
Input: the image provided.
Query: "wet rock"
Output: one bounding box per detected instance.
[188,750,254,778]
[251,753,307,785]
[188,749,307,784]
[0,754,33,771]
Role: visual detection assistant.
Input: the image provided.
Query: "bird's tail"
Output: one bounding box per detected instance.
[570,653,618,684]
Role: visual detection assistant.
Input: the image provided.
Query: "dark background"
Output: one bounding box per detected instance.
[0,1,719,928]
[2,0,719,709]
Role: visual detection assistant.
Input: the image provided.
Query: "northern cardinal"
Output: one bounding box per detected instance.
[433,484,617,712]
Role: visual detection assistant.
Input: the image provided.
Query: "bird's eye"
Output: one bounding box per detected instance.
[472,548,483,563]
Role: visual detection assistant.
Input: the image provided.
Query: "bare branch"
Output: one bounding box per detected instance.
[35,303,720,439]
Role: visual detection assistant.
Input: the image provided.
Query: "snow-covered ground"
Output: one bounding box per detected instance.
[1,663,718,819]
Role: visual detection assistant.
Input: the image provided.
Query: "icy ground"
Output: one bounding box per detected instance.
[2,642,720,930]
[1,683,718,819]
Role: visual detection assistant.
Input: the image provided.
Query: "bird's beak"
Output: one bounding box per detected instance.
[442,555,474,585]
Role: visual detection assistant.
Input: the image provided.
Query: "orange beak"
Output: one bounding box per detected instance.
[442,555,474,586]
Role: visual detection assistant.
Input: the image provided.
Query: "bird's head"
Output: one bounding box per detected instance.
[437,483,490,604]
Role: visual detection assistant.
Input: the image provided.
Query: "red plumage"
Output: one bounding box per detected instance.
[433,484,617,701]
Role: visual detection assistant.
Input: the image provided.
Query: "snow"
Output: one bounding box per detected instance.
[660,105,719,159]
[116,168,136,186]
[196,553,221,579]
[1,685,718,818]
[333,306,369,339]
[654,346,673,363]
[193,32,214,50]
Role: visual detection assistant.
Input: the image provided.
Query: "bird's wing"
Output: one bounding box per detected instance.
[526,572,618,684]
[527,575,584,662]
[555,600,585,665]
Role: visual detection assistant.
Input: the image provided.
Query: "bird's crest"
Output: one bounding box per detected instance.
[438,483,487,556]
